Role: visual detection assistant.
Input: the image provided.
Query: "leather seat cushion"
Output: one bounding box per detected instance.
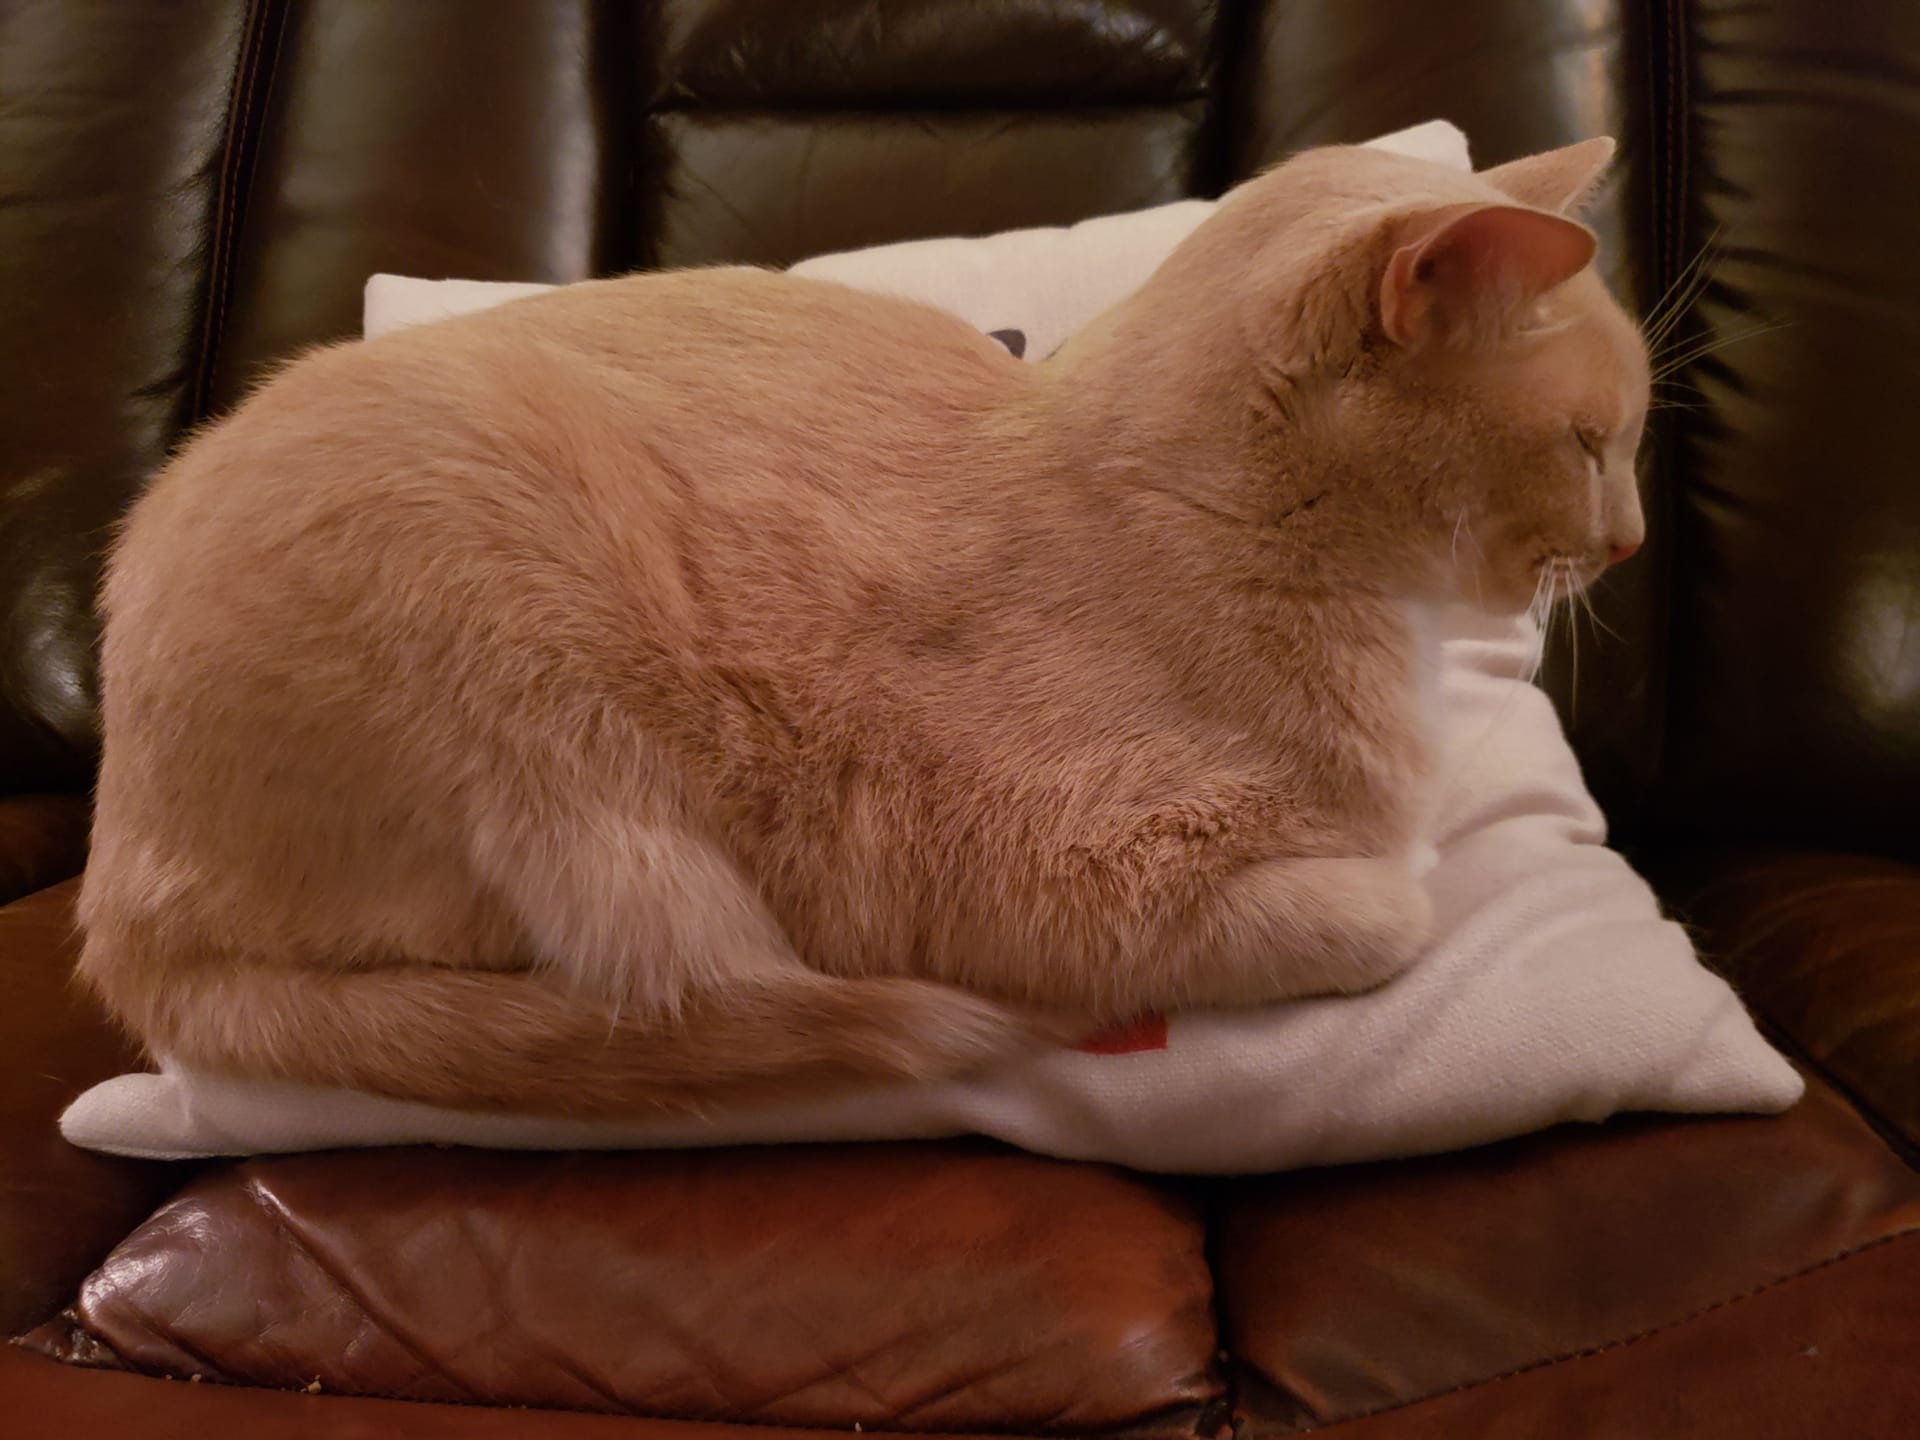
[19,1141,1223,1435]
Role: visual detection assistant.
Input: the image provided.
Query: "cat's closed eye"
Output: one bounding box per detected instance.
[1572,424,1607,463]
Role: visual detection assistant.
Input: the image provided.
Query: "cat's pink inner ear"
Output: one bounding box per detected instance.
[1380,203,1598,348]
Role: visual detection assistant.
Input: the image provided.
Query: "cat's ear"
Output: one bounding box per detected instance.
[1478,137,1615,214]
[1378,203,1597,348]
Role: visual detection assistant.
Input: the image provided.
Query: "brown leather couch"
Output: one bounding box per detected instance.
[5,2,1918,1435]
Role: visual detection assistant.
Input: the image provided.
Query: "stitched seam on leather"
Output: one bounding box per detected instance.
[1646,0,1692,830]
[1194,0,1249,194]
[1661,0,1689,286]
[1302,1225,1920,1433]
[189,0,283,423]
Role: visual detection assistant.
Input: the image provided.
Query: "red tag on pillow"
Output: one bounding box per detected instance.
[1072,1013,1169,1054]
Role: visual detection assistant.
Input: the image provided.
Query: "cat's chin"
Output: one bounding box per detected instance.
[1429,549,1611,618]
[1452,572,1603,620]
[1420,593,1541,624]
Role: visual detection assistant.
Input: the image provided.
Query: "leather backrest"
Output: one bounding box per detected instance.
[1,3,257,789]
[1649,2,1920,858]
[2,0,1914,858]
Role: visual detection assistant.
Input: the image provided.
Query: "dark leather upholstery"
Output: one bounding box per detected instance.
[16,1055,1920,1437]
[3,1,1917,1435]
[0,881,185,1340]
[203,0,621,414]
[1269,1235,1920,1440]
[0,795,88,906]
[1661,850,1920,1156]
[1652,1,1920,861]
[0,2,253,792]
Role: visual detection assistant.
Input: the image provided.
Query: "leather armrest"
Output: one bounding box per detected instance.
[0,795,89,908]
[1656,850,1920,1155]
[0,879,187,1337]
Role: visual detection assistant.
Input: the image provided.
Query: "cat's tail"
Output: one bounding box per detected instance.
[90,950,1057,1118]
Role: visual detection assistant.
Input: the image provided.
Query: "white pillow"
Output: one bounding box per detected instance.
[62,121,1802,1171]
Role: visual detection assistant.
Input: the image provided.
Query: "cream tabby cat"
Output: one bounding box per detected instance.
[79,140,1648,1117]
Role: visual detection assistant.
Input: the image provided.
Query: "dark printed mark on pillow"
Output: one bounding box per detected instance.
[988,328,1027,359]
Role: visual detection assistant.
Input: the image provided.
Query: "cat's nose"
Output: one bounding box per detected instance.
[1608,539,1642,566]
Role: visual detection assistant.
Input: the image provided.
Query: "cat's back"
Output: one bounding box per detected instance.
[400,266,1025,462]
[475,266,1017,400]
[109,266,1027,636]
[98,265,1040,813]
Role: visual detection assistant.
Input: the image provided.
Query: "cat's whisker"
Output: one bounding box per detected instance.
[1575,578,1622,644]
[1650,320,1785,381]
[1650,380,1708,404]
[1649,376,1708,414]
[1453,509,1489,610]
[1643,229,1720,339]
[1450,509,1478,605]
[1652,326,1779,378]
[1554,562,1579,717]
[1640,228,1722,352]
[1539,569,1559,685]
[1523,562,1556,685]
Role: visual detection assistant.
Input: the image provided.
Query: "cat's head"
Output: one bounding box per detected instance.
[1201,138,1650,614]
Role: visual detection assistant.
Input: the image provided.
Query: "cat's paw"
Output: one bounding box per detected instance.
[1192,855,1432,1005]
[1315,858,1432,992]
[1408,839,1442,881]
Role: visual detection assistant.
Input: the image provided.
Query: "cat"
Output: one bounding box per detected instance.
[77,138,1648,1118]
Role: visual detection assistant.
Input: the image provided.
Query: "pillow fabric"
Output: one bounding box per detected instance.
[61,121,1802,1172]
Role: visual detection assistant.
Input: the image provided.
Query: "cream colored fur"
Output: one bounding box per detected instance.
[79,141,1648,1117]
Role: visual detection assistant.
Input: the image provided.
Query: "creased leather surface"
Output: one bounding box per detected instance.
[1220,1073,1920,1435]
[1660,849,1920,1154]
[647,0,1214,107]
[646,106,1209,270]
[0,0,251,789]
[1655,0,1920,858]
[23,1143,1221,1434]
